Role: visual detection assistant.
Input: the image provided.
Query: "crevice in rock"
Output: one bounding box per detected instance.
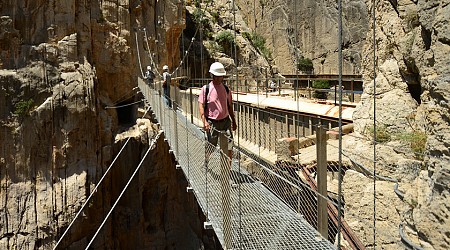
[387,0,399,15]
[117,98,137,126]
[437,33,450,46]
[407,82,422,104]
[400,58,422,104]
[421,27,432,50]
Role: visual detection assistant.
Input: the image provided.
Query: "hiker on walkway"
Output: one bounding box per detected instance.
[162,65,171,108]
[198,62,237,159]
[269,80,276,92]
[144,65,155,87]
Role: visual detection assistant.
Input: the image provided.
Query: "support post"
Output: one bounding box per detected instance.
[334,84,337,106]
[173,86,179,156]
[245,79,248,93]
[285,114,289,137]
[316,125,328,239]
[308,80,312,99]
[351,80,354,102]
[265,69,268,98]
[219,132,232,249]
[159,80,163,127]
[189,88,193,124]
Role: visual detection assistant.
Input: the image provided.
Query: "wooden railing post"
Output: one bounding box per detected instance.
[316,125,328,239]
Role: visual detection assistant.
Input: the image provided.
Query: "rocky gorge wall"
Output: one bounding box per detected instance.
[0,0,216,249]
[349,0,450,249]
[235,0,368,75]
[1,0,449,249]
[213,0,449,248]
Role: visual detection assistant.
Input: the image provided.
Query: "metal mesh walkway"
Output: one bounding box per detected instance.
[138,79,335,249]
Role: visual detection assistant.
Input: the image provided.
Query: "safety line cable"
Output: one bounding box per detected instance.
[53,104,153,250]
[372,0,378,247]
[110,87,140,106]
[143,28,162,78]
[135,31,145,78]
[231,0,243,245]
[337,0,344,248]
[53,137,131,249]
[85,136,156,249]
[105,99,144,109]
[341,149,426,249]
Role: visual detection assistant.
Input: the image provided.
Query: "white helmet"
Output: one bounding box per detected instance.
[209,62,226,76]
[147,66,151,70]
[163,65,169,70]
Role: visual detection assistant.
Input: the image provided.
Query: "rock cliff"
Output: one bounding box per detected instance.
[0,0,215,249]
[1,0,449,249]
[350,0,450,249]
[236,0,368,75]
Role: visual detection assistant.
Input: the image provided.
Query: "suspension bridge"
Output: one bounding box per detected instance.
[138,78,340,249]
[50,0,439,249]
[131,75,426,250]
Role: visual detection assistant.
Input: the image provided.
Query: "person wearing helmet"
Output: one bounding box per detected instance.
[162,65,171,107]
[198,62,237,160]
[144,65,155,87]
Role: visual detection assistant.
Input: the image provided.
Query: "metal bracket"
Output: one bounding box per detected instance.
[203,221,213,230]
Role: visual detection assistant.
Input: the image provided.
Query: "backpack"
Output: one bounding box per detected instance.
[146,70,155,82]
[163,72,171,87]
[203,83,230,119]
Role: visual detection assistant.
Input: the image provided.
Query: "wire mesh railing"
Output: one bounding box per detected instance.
[138,77,436,249]
[185,77,363,103]
[138,78,336,249]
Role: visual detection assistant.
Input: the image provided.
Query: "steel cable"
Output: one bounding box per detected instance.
[372,1,378,246]
[85,135,156,249]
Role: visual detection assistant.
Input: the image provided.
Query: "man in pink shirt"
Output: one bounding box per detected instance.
[199,62,237,159]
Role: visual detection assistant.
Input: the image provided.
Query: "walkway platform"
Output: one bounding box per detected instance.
[139,80,336,249]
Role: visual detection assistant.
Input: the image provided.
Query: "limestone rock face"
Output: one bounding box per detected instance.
[352,0,450,248]
[0,62,103,249]
[236,0,368,75]
[0,0,205,249]
[276,137,300,162]
[342,170,405,249]
[183,0,367,78]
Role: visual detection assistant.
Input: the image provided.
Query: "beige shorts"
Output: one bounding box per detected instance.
[206,117,234,151]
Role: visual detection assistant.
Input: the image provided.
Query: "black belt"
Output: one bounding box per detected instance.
[207,117,229,123]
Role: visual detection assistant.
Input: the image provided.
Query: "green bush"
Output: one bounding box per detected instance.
[216,31,234,45]
[397,131,427,159]
[366,125,392,143]
[211,11,220,22]
[312,80,330,99]
[240,32,272,60]
[405,10,419,30]
[312,80,330,89]
[242,32,252,41]
[192,9,208,26]
[251,33,266,50]
[192,9,213,39]
[260,46,272,60]
[14,99,34,117]
[259,0,266,8]
[215,31,235,55]
[297,56,314,73]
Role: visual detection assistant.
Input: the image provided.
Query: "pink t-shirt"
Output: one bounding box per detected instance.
[198,82,231,120]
